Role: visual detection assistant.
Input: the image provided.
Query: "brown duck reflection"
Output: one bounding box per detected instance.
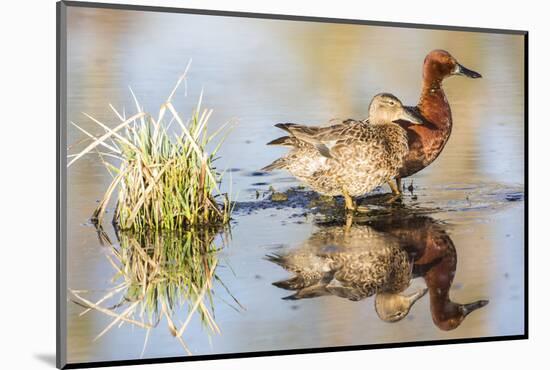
[268,212,488,330]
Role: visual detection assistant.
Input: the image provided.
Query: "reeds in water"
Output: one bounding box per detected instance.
[70,227,241,356]
[68,61,234,231]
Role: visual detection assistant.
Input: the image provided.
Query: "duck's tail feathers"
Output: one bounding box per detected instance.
[274,124,334,158]
[261,158,287,172]
[276,122,320,137]
[275,123,300,133]
[265,253,295,268]
[266,136,298,147]
[275,123,324,147]
[273,276,307,291]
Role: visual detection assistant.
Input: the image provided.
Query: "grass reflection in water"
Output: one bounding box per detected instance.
[70,226,240,356]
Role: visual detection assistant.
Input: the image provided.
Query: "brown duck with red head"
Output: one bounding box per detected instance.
[392,50,482,192]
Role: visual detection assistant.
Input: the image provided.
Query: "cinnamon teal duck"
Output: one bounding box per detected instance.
[390,49,482,194]
[266,224,427,323]
[262,93,424,211]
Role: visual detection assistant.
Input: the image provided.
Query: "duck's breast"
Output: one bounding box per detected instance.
[331,124,409,196]
[331,243,410,296]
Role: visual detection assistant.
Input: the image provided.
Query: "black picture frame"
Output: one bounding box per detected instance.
[56,1,529,368]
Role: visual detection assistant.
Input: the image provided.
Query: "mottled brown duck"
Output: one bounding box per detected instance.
[262,93,424,211]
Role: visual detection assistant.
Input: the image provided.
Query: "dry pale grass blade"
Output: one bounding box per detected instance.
[67,136,93,151]
[165,116,176,132]
[82,112,139,152]
[105,254,123,274]
[195,88,204,117]
[78,283,128,317]
[192,284,220,334]
[69,290,154,329]
[68,112,147,167]
[109,103,125,122]
[175,335,192,355]
[95,152,123,161]
[194,109,213,140]
[129,86,142,113]
[128,86,146,124]
[175,259,218,338]
[160,300,192,355]
[166,103,207,160]
[70,121,120,153]
[140,329,151,358]
[93,301,140,342]
[96,150,117,179]
[215,274,246,311]
[157,97,168,126]
[92,169,126,224]
[161,300,178,337]
[66,152,123,166]
[166,59,192,103]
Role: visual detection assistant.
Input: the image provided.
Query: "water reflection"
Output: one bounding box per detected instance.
[69,226,237,355]
[268,210,488,330]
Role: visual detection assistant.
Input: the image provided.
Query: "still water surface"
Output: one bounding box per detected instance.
[66,7,525,364]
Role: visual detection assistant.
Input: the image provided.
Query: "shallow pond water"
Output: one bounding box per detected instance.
[65,7,525,364]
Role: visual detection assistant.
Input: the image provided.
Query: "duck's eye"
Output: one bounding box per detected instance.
[388,101,395,106]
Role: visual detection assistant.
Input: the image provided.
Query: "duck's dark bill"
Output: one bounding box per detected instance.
[454,63,483,78]
[462,299,490,316]
[394,106,425,125]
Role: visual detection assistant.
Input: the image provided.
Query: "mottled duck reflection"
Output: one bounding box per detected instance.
[267,224,427,323]
[69,227,239,355]
[369,214,489,330]
[268,212,488,330]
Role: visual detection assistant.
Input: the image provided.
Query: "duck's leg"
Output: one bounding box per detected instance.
[396,178,403,193]
[343,191,357,211]
[385,179,403,204]
[344,212,353,232]
[389,179,402,195]
[344,192,357,212]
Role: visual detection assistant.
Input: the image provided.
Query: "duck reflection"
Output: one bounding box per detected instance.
[370,214,489,330]
[268,212,488,330]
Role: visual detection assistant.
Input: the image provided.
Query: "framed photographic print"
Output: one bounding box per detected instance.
[57,1,527,368]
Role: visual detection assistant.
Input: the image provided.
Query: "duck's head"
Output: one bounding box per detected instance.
[368,93,424,125]
[374,288,428,323]
[423,49,482,81]
[433,299,489,330]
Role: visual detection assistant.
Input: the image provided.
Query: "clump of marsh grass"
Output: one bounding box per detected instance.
[70,226,242,356]
[68,61,235,231]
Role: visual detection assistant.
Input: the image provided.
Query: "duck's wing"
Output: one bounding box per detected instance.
[275,120,366,159]
[275,120,360,139]
[325,279,366,301]
[327,118,358,126]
